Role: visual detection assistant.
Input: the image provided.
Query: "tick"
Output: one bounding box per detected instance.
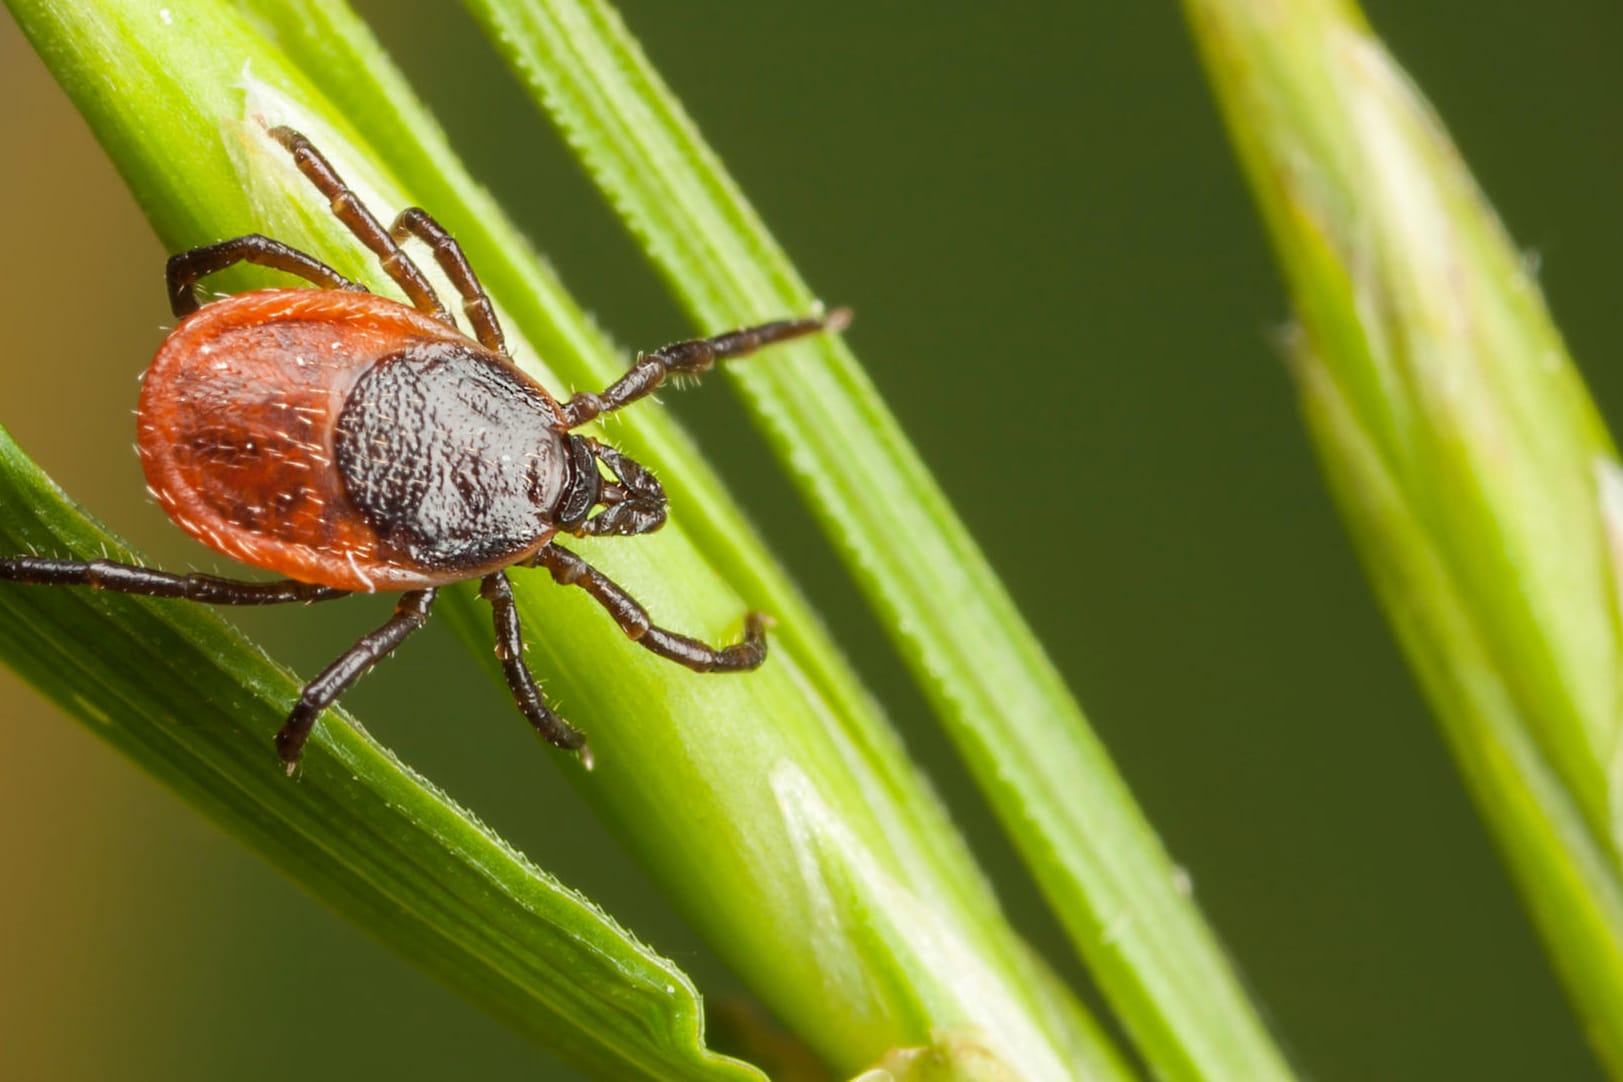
[0,127,848,774]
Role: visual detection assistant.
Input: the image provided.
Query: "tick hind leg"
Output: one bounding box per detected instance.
[479,571,591,767]
[267,126,452,326]
[166,234,363,318]
[532,543,769,673]
[276,588,436,774]
[0,556,349,604]
[560,308,853,427]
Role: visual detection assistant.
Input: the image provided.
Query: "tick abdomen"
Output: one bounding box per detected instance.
[138,288,559,591]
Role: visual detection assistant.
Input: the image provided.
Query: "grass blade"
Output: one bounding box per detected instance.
[461,1,1295,1078]
[1183,0,1623,1070]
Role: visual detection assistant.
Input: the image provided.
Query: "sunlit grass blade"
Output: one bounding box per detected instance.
[1183,0,1623,1070]
[459,1,1295,1079]
[3,0,1125,1076]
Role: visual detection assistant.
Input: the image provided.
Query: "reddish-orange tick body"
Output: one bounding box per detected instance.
[140,289,572,592]
[0,127,848,773]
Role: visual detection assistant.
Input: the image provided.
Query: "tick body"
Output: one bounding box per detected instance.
[2,127,848,773]
[141,289,575,591]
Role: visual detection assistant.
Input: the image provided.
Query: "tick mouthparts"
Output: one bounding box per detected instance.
[823,306,854,333]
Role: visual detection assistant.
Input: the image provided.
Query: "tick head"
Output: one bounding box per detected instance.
[558,435,669,538]
[553,434,602,533]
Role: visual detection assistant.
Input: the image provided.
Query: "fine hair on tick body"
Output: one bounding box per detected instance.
[0,126,850,774]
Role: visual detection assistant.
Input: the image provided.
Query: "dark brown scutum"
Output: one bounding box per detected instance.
[334,341,566,571]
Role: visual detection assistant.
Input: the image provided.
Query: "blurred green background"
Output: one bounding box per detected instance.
[3,3,1621,1079]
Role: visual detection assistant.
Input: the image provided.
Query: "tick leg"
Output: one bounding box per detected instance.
[267,126,452,326]
[276,588,436,773]
[559,308,853,427]
[166,234,363,318]
[532,543,769,673]
[479,572,591,766]
[391,208,507,355]
[0,557,349,604]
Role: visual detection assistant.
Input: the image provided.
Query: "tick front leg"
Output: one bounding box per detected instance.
[480,572,592,768]
[276,588,436,774]
[268,126,452,326]
[391,207,507,355]
[560,308,852,427]
[166,234,363,317]
[0,557,349,604]
[532,543,769,673]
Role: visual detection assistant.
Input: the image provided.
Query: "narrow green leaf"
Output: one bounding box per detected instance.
[4,0,1123,1077]
[1183,0,1623,1070]
[460,1,1294,1079]
[0,437,759,1082]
